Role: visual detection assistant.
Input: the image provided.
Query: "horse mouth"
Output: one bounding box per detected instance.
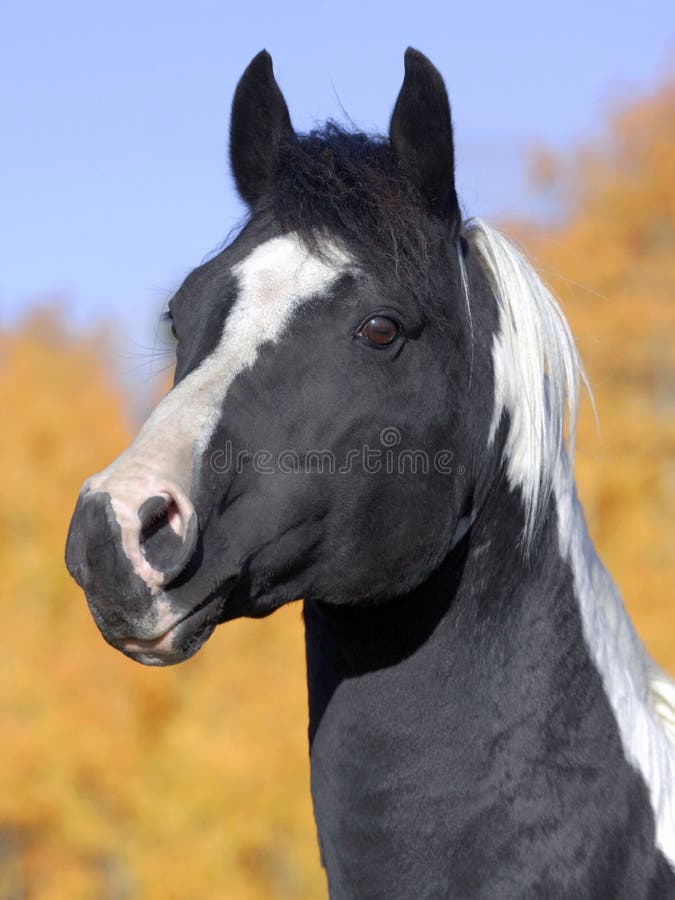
[116,596,222,666]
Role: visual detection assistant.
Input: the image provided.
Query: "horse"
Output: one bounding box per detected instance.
[65,48,675,898]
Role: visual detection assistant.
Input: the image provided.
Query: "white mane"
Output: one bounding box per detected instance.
[465,218,675,866]
[464,218,583,550]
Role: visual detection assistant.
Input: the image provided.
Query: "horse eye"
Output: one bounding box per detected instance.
[357,316,400,347]
[162,310,178,341]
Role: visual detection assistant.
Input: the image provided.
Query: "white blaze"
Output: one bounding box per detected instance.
[86,233,349,591]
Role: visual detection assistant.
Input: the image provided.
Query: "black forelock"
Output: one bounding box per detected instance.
[254,123,457,292]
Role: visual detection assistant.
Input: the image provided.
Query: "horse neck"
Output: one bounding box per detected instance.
[303,473,672,896]
[304,479,590,756]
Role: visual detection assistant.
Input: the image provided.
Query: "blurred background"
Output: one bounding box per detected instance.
[1,0,673,896]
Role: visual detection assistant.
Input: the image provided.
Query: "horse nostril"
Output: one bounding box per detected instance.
[139,495,176,541]
[138,493,198,586]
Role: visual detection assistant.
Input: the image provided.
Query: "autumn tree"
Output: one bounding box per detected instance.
[0,312,325,898]
[510,81,675,669]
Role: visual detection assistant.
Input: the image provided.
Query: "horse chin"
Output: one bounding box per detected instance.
[112,596,223,667]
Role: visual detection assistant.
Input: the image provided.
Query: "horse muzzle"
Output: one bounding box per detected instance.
[65,477,203,664]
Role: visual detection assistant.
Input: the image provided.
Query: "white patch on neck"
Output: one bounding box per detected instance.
[466,218,675,864]
[87,233,349,586]
[554,463,675,866]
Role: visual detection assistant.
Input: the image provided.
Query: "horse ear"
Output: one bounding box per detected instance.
[230,50,295,205]
[389,48,459,221]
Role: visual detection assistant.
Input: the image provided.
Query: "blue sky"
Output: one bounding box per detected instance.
[1,0,673,354]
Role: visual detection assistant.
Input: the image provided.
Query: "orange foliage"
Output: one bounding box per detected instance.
[0,81,673,897]
[0,313,324,897]
[506,81,675,672]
